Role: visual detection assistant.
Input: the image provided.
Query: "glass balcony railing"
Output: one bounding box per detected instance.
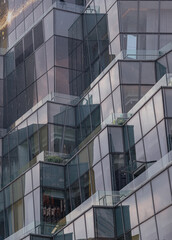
[120,150,172,196]
[101,112,132,127]
[12,92,78,130]
[35,150,69,164]
[52,149,172,235]
[4,222,35,240]
[51,190,124,234]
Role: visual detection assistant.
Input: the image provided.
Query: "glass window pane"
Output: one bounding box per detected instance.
[136,183,154,223]
[13,199,24,232]
[152,170,171,212]
[140,100,156,135]
[85,209,95,239]
[54,10,78,37]
[46,37,54,71]
[16,63,26,95]
[24,193,34,226]
[139,2,159,32]
[113,86,122,113]
[49,124,63,153]
[160,2,172,33]
[95,208,115,238]
[42,163,64,189]
[99,73,111,101]
[13,178,23,203]
[101,95,114,120]
[32,164,40,189]
[122,85,139,112]
[99,128,109,158]
[37,74,48,102]
[35,45,47,79]
[121,62,139,84]
[108,127,124,153]
[5,49,15,76]
[74,215,86,240]
[122,194,138,231]
[88,137,101,166]
[55,36,69,68]
[140,217,158,240]
[157,120,168,156]
[34,188,40,226]
[110,63,119,91]
[15,40,23,67]
[153,90,164,123]
[107,3,119,41]
[141,62,156,84]
[18,141,29,172]
[102,155,112,191]
[25,54,35,87]
[27,112,38,137]
[119,1,138,32]
[112,154,126,190]
[78,147,89,176]
[34,21,44,50]
[114,206,124,237]
[127,113,142,146]
[64,223,74,240]
[144,128,161,162]
[55,67,69,94]
[4,185,13,208]
[164,89,172,117]
[157,206,172,240]
[23,170,32,195]
[92,162,104,192]
[138,34,158,51]
[24,30,33,58]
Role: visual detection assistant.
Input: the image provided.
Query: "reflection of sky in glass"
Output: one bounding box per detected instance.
[0,0,36,31]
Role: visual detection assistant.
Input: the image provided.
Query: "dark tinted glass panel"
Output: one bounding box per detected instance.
[7,71,16,102]
[108,127,124,153]
[95,208,115,238]
[16,63,25,95]
[15,40,23,67]
[24,30,33,58]
[34,21,44,50]
[17,91,27,117]
[26,83,37,110]
[25,54,35,87]
[114,206,124,237]
[42,163,64,189]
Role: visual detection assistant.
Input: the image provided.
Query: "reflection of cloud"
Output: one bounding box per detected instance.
[0,0,37,31]
[7,11,13,24]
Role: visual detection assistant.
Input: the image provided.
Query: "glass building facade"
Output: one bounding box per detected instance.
[1,0,172,239]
